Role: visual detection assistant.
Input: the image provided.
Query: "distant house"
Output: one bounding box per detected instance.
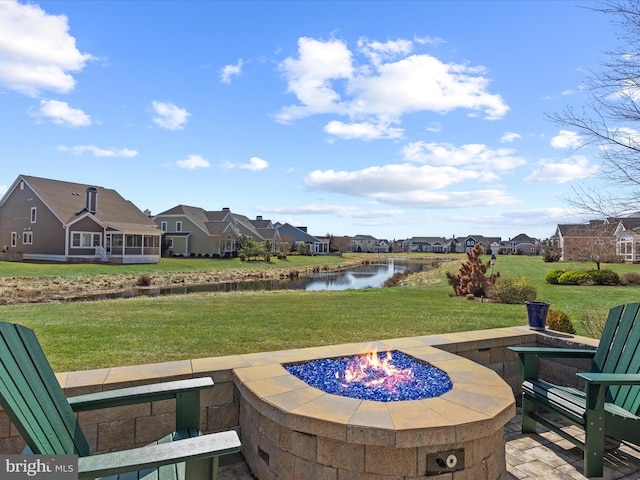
[407,236,453,253]
[461,235,503,254]
[0,175,161,263]
[508,233,541,255]
[350,235,378,253]
[275,223,329,254]
[552,220,618,262]
[153,206,280,257]
[614,218,640,263]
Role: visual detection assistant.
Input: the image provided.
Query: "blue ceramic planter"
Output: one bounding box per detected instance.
[525,300,550,331]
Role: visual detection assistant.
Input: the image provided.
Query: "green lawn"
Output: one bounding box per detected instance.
[1,254,639,372]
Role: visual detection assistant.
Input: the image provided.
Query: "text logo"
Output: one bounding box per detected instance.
[1,455,77,480]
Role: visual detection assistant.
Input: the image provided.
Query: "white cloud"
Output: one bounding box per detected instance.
[151,101,190,130]
[220,59,243,84]
[551,130,582,149]
[57,145,138,157]
[500,132,522,143]
[0,1,94,96]
[224,156,269,171]
[259,204,404,219]
[305,163,490,195]
[324,120,404,140]
[370,189,518,208]
[32,99,91,127]
[401,141,527,171]
[525,156,599,183]
[276,36,509,137]
[176,154,210,169]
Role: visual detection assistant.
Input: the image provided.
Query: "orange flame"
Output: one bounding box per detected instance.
[342,350,413,390]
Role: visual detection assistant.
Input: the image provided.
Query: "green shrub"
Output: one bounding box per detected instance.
[546,309,576,334]
[622,272,640,285]
[489,277,537,304]
[557,270,593,285]
[585,269,620,285]
[545,269,565,284]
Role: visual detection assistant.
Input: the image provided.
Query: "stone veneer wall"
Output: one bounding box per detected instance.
[0,326,599,456]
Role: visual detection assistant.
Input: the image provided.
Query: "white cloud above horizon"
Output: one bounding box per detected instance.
[223,156,269,171]
[0,1,94,96]
[151,101,190,130]
[525,156,600,183]
[275,36,509,140]
[57,145,138,157]
[175,154,210,169]
[220,59,243,83]
[30,99,91,127]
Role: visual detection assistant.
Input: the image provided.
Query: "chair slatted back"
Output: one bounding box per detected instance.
[0,322,91,455]
[592,303,640,412]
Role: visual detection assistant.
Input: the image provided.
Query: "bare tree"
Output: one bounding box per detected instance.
[549,1,640,216]
[561,221,620,269]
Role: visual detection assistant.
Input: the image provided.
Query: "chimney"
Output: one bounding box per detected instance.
[222,207,230,212]
[256,215,263,220]
[86,187,97,214]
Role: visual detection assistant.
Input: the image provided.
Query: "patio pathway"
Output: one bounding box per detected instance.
[218,407,640,480]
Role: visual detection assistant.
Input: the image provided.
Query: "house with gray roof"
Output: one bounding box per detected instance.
[274,223,329,254]
[0,175,161,263]
[153,206,280,257]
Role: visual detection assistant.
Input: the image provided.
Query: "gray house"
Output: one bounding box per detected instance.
[154,206,280,257]
[0,175,161,263]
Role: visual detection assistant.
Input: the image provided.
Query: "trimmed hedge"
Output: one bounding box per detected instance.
[546,269,620,286]
[557,270,592,285]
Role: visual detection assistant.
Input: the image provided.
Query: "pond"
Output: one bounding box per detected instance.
[90,259,437,301]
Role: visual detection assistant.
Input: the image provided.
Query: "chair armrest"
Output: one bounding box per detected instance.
[509,347,597,358]
[577,372,640,386]
[509,347,596,380]
[68,377,214,411]
[78,430,241,479]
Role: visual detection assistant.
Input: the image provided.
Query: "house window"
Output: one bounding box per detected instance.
[161,221,167,232]
[166,238,174,249]
[30,207,37,223]
[20,181,24,190]
[176,221,182,232]
[71,232,101,248]
[11,232,17,247]
[22,232,33,245]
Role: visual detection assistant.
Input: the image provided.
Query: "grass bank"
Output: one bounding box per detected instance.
[1,254,639,372]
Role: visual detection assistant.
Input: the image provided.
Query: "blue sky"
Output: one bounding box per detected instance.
[0,1,622,240]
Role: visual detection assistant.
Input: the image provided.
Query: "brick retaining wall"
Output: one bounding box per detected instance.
[0,326,599,455]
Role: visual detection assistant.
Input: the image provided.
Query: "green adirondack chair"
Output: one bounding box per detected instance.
[0,321,241,480]
[510,302,640,477]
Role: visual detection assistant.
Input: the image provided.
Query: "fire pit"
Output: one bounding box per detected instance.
[285,350,453,402]
[234,343,515,479]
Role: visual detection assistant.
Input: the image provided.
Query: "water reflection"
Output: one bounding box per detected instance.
[304,261,398,291]
[89,259,434,301]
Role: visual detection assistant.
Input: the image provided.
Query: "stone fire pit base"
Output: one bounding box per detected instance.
[234,341,515,480]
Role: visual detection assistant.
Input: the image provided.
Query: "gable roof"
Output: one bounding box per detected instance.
[276,223,325,244]
[3,175,158,234]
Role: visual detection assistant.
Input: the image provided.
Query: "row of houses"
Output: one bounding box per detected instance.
[0,175,544,264]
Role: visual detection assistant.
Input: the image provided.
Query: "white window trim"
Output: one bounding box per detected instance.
[71,232,102,248]
[30,207,37,223]
[161,221,167,232]
[22,232,33,245]
[176,221,182,232]
[11,232,17,248]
